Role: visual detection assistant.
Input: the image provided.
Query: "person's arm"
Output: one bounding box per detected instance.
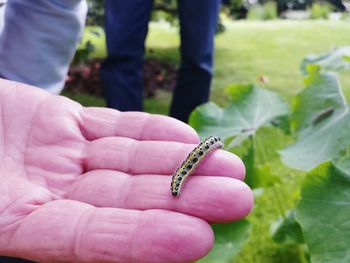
[0,0,87,94]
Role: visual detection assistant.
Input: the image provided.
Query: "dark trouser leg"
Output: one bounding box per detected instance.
[0,257,33,263]
[100,0,153,111]
[170,0,221,123]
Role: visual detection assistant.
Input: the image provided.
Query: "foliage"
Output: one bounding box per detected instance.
[301,47,350,74]
[86,0,104,26]
[198,220,252,263]
[188,46,350,263]
[291,65,346,132]
[74,26,106,63]
[189,84,289,145]
[277,0,311,16]
[73,41,96,65]
[280,51,350,171]
[222,0,249,20]
[271,210,304,245]
[296,161,350,263]
[247,2,278,20]
[309,2,332,20]
[152,0,178,24]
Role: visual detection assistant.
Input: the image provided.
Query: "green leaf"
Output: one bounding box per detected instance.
[296,162,350,263]
[78,26,106,59]
[243,140,281,189]
[241,138,256,188]
[271,210,304,245]
[280,107,350,171]
[280,65,350,171]
[189,84,289,146]
[255,163,282,187]
[271,115,291,135]
[198,220,251,263]
[301,47,350,74]
[291,65,346,132]
[235,126,289,189]
[335,146,350,174]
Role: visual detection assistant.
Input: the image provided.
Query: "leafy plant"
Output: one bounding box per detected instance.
[190,83,289,191]
[190,84,289,145]
[271,210,304,245]
[301,47,350,74]
[190,84,292,262]
[309,2,332,19]
[280,51,350,171]
[86,0,105,26]
[247,2,278,20]
[198,220,252,263]
[189,46,350,263]
[282,47,350,263]
[73,26,106,64]
[296,161,350,263]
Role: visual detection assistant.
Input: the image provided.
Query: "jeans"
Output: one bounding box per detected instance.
[0,257,33,262]
[100,0,221,122]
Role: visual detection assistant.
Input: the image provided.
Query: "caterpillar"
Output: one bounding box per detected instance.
[312,107,335,125]
[171,136,223,197]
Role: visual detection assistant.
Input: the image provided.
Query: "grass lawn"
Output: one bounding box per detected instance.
[145,20,350,106]
[63,20,350,263]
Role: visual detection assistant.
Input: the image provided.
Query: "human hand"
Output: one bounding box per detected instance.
[0,79,253,263]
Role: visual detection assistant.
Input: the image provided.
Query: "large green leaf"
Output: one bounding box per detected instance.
[243,139,282,189]
[280,107,350,171]
[291,65,346,132]
[296,162,350,263]
[301,47,350,74]
[198,220,251,263]
[271,210,304,245]
[280,63,350,171]
[189,84,289,145]
[232,127,288,189]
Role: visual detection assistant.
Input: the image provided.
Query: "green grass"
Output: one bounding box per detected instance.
[63,20,350,263]
[146,20,350,106]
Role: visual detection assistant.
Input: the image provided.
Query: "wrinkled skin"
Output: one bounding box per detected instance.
[0,79,253,263]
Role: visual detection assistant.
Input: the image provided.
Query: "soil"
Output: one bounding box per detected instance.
[64,58,177,98]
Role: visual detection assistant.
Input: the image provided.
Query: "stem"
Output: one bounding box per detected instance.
[254,134,286,219]
[298,244,308,263]
[272,184,287,220]
[250,135,255,162]
[254,134,268,164]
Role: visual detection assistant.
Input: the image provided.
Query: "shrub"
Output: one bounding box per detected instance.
[247,2,278,20]
[309,2,332,19]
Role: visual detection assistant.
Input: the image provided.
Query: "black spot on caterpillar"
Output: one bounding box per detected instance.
[171,136,224,197]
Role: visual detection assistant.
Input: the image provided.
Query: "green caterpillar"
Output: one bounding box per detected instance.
[171,136,223,197]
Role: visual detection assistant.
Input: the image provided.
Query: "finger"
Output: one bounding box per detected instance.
[85,137,245,180]
[65,170,254,223]
[80,107,199,143]
[6,200,213,263]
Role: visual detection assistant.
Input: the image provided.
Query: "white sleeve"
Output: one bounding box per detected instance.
[0,0,87,94]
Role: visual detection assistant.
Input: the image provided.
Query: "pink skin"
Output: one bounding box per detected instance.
[0,78,254,263]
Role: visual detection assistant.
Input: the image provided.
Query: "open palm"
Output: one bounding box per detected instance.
[0,79,253,263]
